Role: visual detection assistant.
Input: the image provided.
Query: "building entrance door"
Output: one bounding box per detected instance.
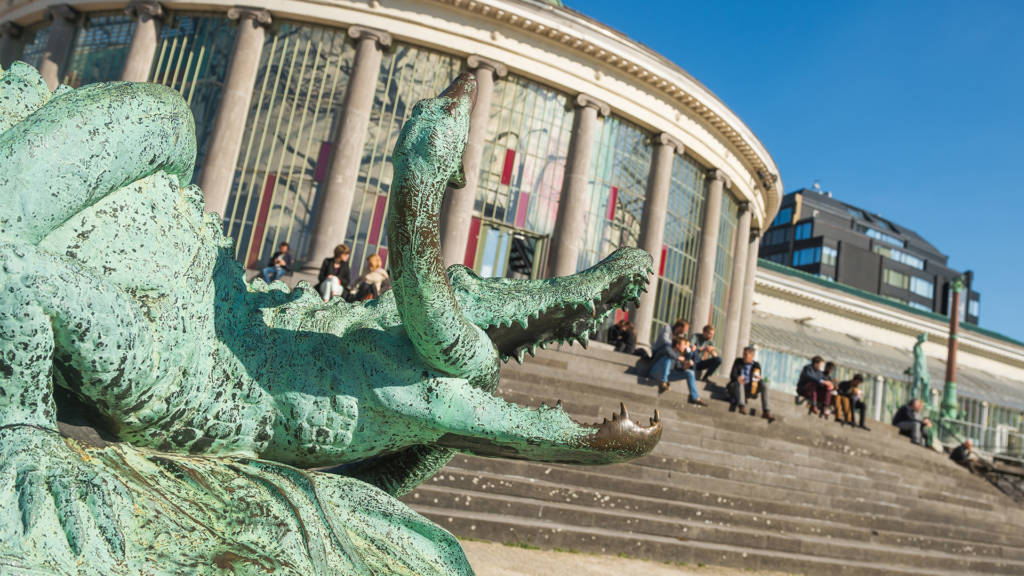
[471,221,547,280]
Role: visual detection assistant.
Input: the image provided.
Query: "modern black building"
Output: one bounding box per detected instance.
[759,188,981,324]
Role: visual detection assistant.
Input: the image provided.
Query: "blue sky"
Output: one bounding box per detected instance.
[571,0,1024,340]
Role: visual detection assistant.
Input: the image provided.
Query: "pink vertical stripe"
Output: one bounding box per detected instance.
[464,217,482,267]
[367,194,388,246]
[607,186,618,220]
[377,247,388,269]
[247,173,277,268]
[500,148,516,185]
[314,141,332,182]
[514,192,530,228]
[659,244,667,277]
[615,309,627,323]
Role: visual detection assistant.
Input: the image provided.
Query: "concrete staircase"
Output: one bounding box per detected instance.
[402,346,1024,575]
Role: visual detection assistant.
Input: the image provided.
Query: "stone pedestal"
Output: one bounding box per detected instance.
[690,170,728,328]
[306,26,391,265]
[120,0,163,82]
[199,7,272,214]
[721,203,751,363]
[737,228,760,351]
[631,133,682,347]
[547,94,609,278]
[439,54,506,268]
[38,4,78,90]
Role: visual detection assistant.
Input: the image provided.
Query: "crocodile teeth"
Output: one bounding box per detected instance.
[577,336,589,349]
[652,409,661,424]
[585,301,596,314]
[527,344,537,357]
[517,318,529,330]
[556,399,563,409]
[515,349,526,364]
[620,402,629,420]
[539,342,548,350]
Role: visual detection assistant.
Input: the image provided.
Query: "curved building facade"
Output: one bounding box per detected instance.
[0,0,783,356]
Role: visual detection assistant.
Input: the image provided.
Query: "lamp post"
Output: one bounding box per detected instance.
[940,277,964,438]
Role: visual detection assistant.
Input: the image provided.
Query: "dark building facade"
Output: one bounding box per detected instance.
[759,189,981,324]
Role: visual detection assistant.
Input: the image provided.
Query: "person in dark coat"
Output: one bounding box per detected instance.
[892,399,931,446]
[727,346,774,422]
[796,356,833,416]
[262,241,294,283]
[837,374,868,429]
[608,319,637,354]
[317,244,351,302]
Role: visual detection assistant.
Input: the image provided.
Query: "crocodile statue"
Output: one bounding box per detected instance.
[0,63,661,575]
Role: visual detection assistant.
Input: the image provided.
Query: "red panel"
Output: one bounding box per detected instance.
[614,309,628,323]
[500,148,516,185]
[607,186,618,220]
[314,141,332,182]
[367,194,388,246]
[464,217,482,267]
[246,173,277,268]
[514,192,530,228]
[377,247,388,269]
[659,244,667,277]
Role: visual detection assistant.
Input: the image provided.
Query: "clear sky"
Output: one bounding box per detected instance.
[570,0,1024,340]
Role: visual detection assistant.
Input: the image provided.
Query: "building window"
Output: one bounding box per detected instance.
[762,227,789,246]
[858,224,904,247]
[792,247,821,266]
[772,206,793,227]
[794,221,812,241]
[766,253,786,264]
[909,276,934,299]
[906,300,931,312]
[63,13,137,88]
[822,245,837,266]
[968,299,980,319]
[873,245,925,270]
[18,24,50,69]
[845,205,867,220]
[711,194,739,338]
[883,268,909,290]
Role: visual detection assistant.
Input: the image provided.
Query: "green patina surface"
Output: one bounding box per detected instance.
[0,65,659,574]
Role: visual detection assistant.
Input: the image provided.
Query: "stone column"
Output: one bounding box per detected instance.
[873,375,885,421]
[737,227,760,351]
[631,133,682,348]
[38,4,78,90]
[0,22,26,69]
[120,0,163,82]
[547,94,609,278]
[690,170,729,328]
[306,26,391,264]
[439,54,507,267]
[721,203,752,363]
[199,7,272,215]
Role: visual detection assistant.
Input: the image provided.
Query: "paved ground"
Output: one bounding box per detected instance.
[462,541,798,576]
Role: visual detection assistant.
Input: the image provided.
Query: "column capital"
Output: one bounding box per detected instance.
[347,25,391,49]
[737,201,750,213]
[227,6,272,28]
[757,169,778,191]
[45,4,78,24]
[466,54,507,79]
[710,169,732,189]
[749,227,761,240]
[655,132,684,154]
[125,0,164,21]
[573,93,610,117]
[0,21,23,39]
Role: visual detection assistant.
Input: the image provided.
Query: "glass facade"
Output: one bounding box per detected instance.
[344,42,461,273]
[149,13,237,177]
[63,12,135,87]
[650,154,706,340]
[709,193,738,338]
[17,23,50,69]
[577,115,652,271]
[468,74,574,278]
[223,23,354,268]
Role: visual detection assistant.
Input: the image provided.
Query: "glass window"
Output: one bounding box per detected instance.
[577,115,652,271]
[794,221,812,241]
[762,227,789,246]
[17,24,50,69]
[150,13,238,178]
[766,253,786,264]
[872,245,924,269]
[858,224,904,247]
[883,268,909,290]
[822,245,837,266]
[772,206,793,227]
[63,12,136,87]
[710,193,739,338]
[346,42,461,273]
[909,276,934,299]
[845,205,867,220]
[474,74,574,240]
[792,247,821,266]
[223,23,355,268]
[906,300,931,312]
[969,298,980,319]
[651,154,706,340]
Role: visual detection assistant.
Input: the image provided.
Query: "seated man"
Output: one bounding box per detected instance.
[689,324,723,382]
[608,318,637,355]
[796,356,833,415]
[892,399,932,446]
[837,374,869,429]
[727,346,774,423]
[261,241,294,283]
[648,335,707,406]
[950,439,992,476]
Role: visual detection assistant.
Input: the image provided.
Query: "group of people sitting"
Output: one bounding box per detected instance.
[644,320,722,407]
[260,241,391,303]
[795,356,869,429]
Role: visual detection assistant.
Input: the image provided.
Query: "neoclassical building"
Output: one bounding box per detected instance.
[0,0,783,357]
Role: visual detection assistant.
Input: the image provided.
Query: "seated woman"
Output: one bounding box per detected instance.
[608,319,637,354]
[351,253,390,301]
[317,244,351,302]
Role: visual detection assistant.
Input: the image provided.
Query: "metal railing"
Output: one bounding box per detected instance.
[939,418,1024,463]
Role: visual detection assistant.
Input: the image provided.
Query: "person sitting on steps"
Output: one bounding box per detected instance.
[350,253,390,301]
[796,356,833,416]
[689,324,722,383]
[950,439,992,476]
[837,374,869,429]
[261,241,294,283]
[317,243,351,303]
[892,398,932,447]
[647,334,707,406]
[727,346,774,423]
[608,318,637,355]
